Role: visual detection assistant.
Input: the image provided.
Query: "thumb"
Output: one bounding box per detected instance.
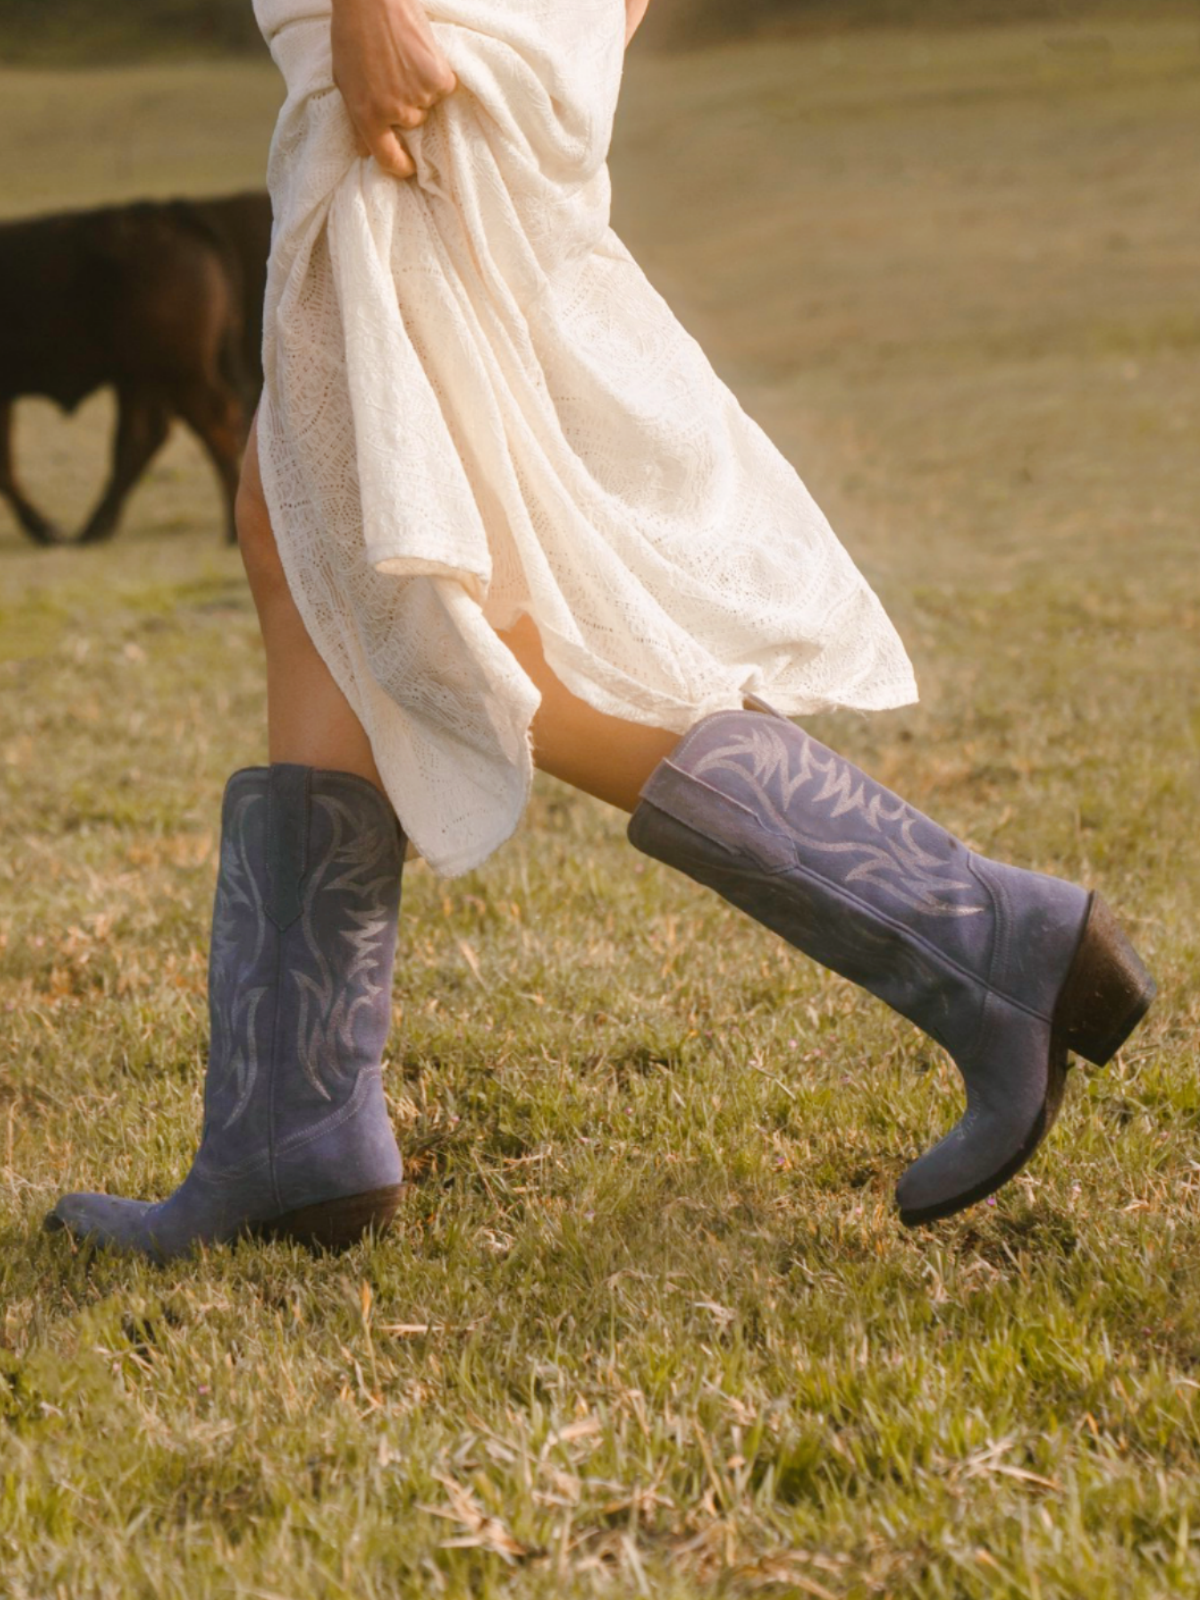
[371,127,416,180]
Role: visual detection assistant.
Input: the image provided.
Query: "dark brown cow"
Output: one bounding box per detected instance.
[0,190,272,546]
[195,190,273,398]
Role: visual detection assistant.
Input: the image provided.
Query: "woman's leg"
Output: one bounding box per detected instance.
[491,617,1153,1228]
[621,695,1155,1226]
[220,442,1162,1236]
[44,419,409,1259]
[239,429,682,818]
[237,415,383,787]
[492,613,686,813]
[233,490,1154,1224]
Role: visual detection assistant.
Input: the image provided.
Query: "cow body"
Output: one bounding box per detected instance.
[0,191,272,545]
[195,191,273,397]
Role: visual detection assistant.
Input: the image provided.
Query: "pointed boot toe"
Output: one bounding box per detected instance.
[45,1194,164,1256]
[892,1020,1064,1226]
[895,890,1154,1224]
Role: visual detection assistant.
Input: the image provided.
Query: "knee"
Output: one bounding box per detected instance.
[235,470,289,603]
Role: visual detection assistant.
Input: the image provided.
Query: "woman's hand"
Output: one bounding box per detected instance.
[331,0,458,180]
[625,0,652,47]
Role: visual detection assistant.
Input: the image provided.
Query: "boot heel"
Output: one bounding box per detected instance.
[262,1185,405,1252]
[1055,894,1155,1068]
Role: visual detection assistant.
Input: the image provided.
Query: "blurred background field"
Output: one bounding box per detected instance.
[1,5,1199,1597]
[0,0,1196,61]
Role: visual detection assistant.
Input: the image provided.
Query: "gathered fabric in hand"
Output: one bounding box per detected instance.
[252,0,918,878]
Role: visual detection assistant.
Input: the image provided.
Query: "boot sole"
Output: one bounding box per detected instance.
[899,892,1155,1227]
[254,1184,405,1252]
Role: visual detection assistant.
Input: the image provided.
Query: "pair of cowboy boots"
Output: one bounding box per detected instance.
[47,700,1155,1258]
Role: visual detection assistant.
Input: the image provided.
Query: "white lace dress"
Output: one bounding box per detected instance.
[251,0,918,878]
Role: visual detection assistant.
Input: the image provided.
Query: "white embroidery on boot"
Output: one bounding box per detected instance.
[692,725,984,919]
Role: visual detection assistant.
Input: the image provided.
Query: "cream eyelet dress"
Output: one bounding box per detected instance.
[251,0,919,879]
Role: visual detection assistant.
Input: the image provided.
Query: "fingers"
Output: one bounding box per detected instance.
[330,0,460,179]
[390,103,428,131]
[346,107,417,168]
[345,72,459,181]
[369,127,417,180]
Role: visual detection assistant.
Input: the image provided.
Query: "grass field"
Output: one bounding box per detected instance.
[2,16,1199,1598]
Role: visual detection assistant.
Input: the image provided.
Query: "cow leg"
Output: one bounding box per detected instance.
[0,400,62,545]
[174,378,246,544]
[77,389,171,544]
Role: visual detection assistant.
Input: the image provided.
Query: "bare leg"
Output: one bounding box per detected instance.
[46,414,408,1260]
[492,613,685,814]
[236,415,383,786]
[239,417,689,811]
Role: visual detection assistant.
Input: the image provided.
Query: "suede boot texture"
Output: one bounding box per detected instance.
[627,700,1155,1223]
[46,765,406,1259]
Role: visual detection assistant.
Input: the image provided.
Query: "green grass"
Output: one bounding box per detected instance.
[2,15,1199,1598]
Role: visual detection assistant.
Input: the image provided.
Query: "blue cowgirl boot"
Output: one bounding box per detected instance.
[45,765,406,1259]
[627,697,1155,1225]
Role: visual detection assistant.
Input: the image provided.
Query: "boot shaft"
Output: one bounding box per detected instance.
[628,711,1089,1055]
[205,765,404,1165]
